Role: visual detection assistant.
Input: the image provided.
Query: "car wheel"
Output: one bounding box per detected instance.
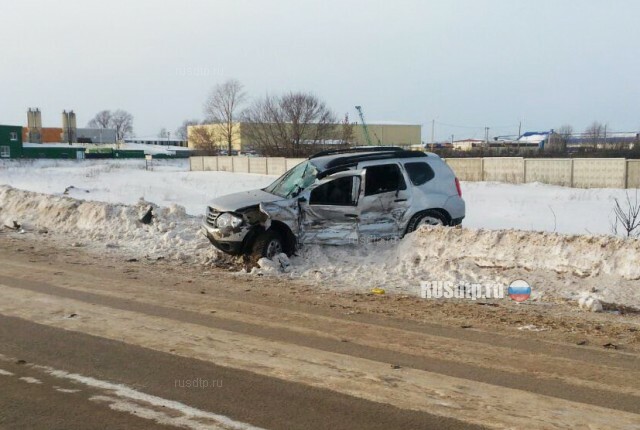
[251,230,284,261]
[406,210,447,234]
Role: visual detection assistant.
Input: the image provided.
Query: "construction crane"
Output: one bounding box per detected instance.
[355,106,375,146]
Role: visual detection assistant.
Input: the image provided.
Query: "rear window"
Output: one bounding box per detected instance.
[404,162,435,186]
[365,164,407,196]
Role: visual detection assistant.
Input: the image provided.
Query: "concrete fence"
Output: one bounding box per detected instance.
[190,155,640,189]
[190,156,306,176]
[442,157,640,189]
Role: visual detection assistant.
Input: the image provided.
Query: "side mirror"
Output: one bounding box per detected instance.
[297,196,307,203]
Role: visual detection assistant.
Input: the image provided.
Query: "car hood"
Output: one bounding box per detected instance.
[208,189,283,212]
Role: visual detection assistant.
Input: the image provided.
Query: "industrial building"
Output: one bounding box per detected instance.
[1,123,86,159]
[124,137,188,147]
[0,125,23,159]
[187,121,421,152]
[23,108,116,144]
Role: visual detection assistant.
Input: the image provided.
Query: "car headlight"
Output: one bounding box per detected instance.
[216,212,243,229]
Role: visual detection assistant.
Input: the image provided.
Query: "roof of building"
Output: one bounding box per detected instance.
[23,143,85,149]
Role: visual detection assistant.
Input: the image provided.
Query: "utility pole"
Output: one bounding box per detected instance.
[431,119,435,151]
[518,121,522,138]
[485,127,490,145]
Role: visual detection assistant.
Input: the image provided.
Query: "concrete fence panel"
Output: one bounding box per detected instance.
[202,156,218,171]
[573,158,626,188]
[189,156,204,171]
[266,157,287,176]
[286,158,307,171]
[483,157,525,183]
[524,159,572,186]
[627,160,640,189]
[249,157,268,175]
[232,156,250,173]
[217,156,233,172]
[443,158,483,181]
[189,155,640,189]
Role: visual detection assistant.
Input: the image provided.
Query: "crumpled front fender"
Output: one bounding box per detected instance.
[259,200,300,234]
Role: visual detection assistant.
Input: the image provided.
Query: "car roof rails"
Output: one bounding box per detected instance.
[309,146,406,159]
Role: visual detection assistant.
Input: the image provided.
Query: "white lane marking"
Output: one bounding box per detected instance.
[19,376,42,384]
[0,368,14,376]
[54,386,81,393]
[37,366,266,430]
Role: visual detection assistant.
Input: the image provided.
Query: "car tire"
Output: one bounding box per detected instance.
[405,210,448,234]
[251,230,284,262]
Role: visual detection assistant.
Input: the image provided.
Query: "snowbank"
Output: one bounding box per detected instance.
[0,185,217,264]
[279,227,640,309]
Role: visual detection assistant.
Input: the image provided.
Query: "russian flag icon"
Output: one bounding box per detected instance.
[508,280,531,302]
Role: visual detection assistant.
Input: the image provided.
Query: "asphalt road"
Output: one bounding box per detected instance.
[0,236,639,429]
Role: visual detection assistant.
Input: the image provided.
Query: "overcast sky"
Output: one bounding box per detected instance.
[1,0,638,141]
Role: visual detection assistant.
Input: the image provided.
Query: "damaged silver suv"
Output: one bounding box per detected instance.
[202,147,465,260]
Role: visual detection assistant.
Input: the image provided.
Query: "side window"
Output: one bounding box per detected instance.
[9,132,18,141]
[364,164,406,196]
[404,162,435,186]
[0,146,10,158]
[310,176,358,206]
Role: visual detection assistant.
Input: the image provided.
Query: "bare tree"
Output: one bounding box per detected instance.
[87,110,113,128]
[339,113,355,145]
[242,92,337,157]
[547,124,573,152]
[204,79,246,155]
[188,126,220,153]
[611,191,640,238]
[175,119,199,141]
[158,128,168,139]
[87,109,134,141]
[584,121,604,149]
[111,110,134,141]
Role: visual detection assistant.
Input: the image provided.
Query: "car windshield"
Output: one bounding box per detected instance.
[264,161,318,198]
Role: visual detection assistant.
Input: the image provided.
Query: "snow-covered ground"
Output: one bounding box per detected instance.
[0,158,634,235]
[1,159,639,309]
[0,159,272,216]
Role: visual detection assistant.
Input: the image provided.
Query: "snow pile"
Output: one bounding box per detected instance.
[396,227,640,281]
[276,227,640,309]
[0,185,217,264]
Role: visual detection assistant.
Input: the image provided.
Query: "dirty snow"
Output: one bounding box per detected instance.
[1,159,640,309]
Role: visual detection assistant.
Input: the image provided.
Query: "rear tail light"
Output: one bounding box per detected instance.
[455,177,462,197]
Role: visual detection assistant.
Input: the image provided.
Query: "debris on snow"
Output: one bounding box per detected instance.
[255,253,292,274]
[578,295,604,312]
[139,206,154,225]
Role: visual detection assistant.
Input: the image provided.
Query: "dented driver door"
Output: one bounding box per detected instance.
[298,173,362,245]
[357,163,412,240]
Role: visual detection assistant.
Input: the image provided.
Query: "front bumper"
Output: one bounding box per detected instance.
[201,223,247,255]
[202,221,266,255]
